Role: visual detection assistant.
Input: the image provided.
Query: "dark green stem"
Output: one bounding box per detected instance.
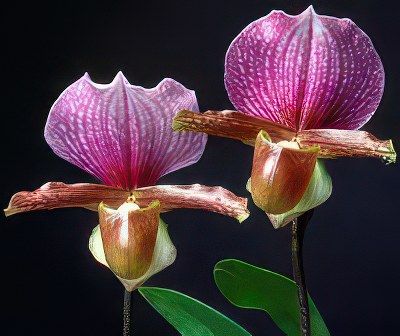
[292,210,314,336]
[123,289,131,336]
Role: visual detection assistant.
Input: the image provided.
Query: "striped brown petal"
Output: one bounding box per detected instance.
[173,110,395,164]
[99,201,161,280]
[297,129,396,164]
[250,131,319,214]
[4,182,129,216]
[133,184,249,223]
[173,110,295,145]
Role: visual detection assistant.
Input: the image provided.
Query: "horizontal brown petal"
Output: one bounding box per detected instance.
[173,110,295,145]
[297,129,396,163]
[250,131,319,214]
[133,184,249,223]
[4,182,130,216]
[173,110,396,164]
[99,201,160,280]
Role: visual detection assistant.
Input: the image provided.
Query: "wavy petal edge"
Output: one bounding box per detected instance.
[224,6,384,131]
[45,72,207,189]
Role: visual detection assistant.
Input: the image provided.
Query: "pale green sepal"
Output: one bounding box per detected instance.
[88,225,108,267]
[266,159,332,228]
[88,219,177,291]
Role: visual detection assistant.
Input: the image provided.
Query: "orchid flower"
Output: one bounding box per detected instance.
[4,72,249,291]
[173,6,396,227]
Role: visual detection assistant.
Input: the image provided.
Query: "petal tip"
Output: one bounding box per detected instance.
[4,192,24,217]
[83,72,91,80]
[172,110,190,132]
[113,71,129,85]
[305,4,316,15]
[80,71,131,90]
[383,139,396,164]
[267,212,299,229]
[3,207,14,217]
[236,210,250,223]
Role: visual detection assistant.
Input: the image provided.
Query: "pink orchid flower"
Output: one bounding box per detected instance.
[5,72,249,291]
[173,6,395,227]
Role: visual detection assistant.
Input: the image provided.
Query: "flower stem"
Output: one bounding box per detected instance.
[292,210,314,336]
[123,289,132,336]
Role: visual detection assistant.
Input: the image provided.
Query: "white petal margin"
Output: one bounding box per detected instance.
[89,219,177,291]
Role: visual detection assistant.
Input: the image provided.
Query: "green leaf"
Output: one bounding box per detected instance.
[214,259,329,336]
[139,287,251,336]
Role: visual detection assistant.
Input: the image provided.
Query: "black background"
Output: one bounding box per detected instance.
[2,0,400,335]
